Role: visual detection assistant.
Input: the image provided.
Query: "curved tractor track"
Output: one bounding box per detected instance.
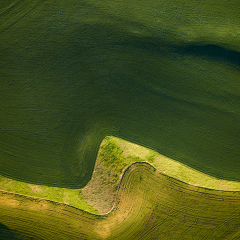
[1,162,240,239]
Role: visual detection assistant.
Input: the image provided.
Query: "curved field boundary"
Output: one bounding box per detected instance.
[1,135,240,216]
[1,162,240,239]
[80,136,240,214]
[1,136,240,215]
[1,0,240,189]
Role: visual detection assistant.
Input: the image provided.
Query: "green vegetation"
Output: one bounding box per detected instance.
[105,137,240,192]
[1,136,240,215]
[82,136,240,213]
[1,0,240,188]
[0,175,98,214]
[1,162,240,239]
[1,0,240,238]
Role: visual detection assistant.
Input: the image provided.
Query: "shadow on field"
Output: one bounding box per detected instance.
[1,0,240,188]
[177,44,240,67]
[0,223,19,240]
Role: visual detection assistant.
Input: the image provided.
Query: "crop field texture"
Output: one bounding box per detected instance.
[81,136,240,214]
[1,0,240,188]
[1,162,240,239]
[1,136,240,216]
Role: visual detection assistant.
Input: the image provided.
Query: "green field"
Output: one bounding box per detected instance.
[1,136,240,215]
[82,136,240,214]
[1,162,240,239]
[1,0,240,238]
[1,0,240,188]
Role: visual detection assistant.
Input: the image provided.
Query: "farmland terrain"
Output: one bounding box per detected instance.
[1,0,240,188]
[1,136,240,214]
[1,162,240,239]
[1,0,240,238]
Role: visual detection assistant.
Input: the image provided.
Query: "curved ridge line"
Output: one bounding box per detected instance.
[1,161,239,217]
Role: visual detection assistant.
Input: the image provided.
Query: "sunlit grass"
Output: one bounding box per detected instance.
[1,136,239,214]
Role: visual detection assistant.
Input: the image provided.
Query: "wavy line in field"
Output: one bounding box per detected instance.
[81,136,240,214]
[1,135,240,216]
[1,162,240,239]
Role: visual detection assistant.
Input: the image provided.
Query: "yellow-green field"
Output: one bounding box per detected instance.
[1,136,240,215]
[1,162,240,239]
[82,136,240,214]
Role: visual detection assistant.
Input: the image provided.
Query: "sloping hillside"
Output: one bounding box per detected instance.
[1,0,240,188]
[1,162,240,239]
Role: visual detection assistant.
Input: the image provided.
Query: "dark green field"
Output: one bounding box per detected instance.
[1,1,240,238]
[2,136,240,217]
[1,162,240,239]
[1,0,240,188]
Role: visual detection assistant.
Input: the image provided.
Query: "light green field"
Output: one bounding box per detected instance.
[0,175,98,214]
[1,136,240,215]
[1,162,240,239]
[103,137,240,191]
